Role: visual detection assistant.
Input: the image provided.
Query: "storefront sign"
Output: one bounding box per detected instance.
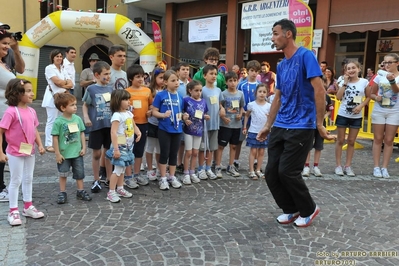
[188,16,221,43]
[243,0,313,53]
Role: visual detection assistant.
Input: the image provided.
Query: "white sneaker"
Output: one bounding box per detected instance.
[226,165,240,177]
[302,166,310,177]
[182,174,192,185]
[381,168,390,178]
[147,170,157,181]
[22,205,44,219]
[335,166,344,176]
[190,174,200,183]
[116,188,133,198]
[134,175,149,186]
[373,167,382,178]
[168,176,182,188]
[219,163,227,171]
[106,191,121,203]
[0,188,9,202]
[215,167,223,178]
[206,169,217,180]
[312,166,322,177]
[198,169,208,180]
[124,178,139,189]
[8,210,22,226]
[159,177,169,190]
[140,163,145,171]
[344,166,355,177]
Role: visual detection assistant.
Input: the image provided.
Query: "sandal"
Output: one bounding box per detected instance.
[255,170,265,179]
[46,146,55,153]
[248,171,258,180]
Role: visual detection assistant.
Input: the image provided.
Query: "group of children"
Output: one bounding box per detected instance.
[0,46,274,226]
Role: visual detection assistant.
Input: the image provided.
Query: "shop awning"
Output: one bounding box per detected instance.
[329,0,399,34]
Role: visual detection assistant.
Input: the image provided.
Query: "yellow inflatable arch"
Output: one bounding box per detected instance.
[18,11,157,96]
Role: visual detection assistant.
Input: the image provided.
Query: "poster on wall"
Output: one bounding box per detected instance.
[376,40,399,52]
[243,0,313,53]
[189,16,221,43]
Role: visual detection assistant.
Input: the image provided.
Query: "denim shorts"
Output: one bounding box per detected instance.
[335,115,362,129]
[57,156,85,180]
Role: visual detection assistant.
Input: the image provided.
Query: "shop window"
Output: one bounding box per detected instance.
[380,29,399,38]
[40,0,69,19]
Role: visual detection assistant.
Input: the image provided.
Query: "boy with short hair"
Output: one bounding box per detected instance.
[235,60,261,169]
[193,47,226,91]
[125,64,153,187]
[176,62,191,172]
[82,61,113,193]
[197,64,225,180]
[109,45,128,90]
[215,72,244,177]
[52,93,91,204]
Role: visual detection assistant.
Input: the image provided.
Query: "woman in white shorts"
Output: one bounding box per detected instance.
[370,53,399,178]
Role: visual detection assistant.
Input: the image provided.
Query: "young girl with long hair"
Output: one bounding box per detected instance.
[105,90,141,203]
[145,67,165,181]
[0,79,46,225]
[182,80,209,185]
[242,84,271,179]
[152,70,188,190]
[335,61,369,176]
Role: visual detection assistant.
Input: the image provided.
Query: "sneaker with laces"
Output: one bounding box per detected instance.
[206,169,217,180]
[276,212,300,224]
[198,169,208,180]
[106,191,121,203]
[22,206,44,219]
[159,177,169,190]
[294,206,320,227]
[334,166,344,176]
[117,188,133,198]
[381,168,390,178]
[124,178,139,189]
[182,174,192,185]
[312,166,322,177]
[215,167,223,178]
[302,166,310,177]
[233,161,240,170]
[373,167,382,178]
[134,175,149,186]
[227,165,240,177]
[103,180,110,188]
[168,176,182,188]
[344,166,355,176]
[99,169,107,184]
[147,170,157,181]
[190,174,200,183]
[8,210,22,226]
[0,188,9,202]
[91,180,102,193]
[255,170,264,179]
[57,192,67,204]
[76,190,92,201]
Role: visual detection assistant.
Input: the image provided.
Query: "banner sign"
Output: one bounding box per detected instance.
[243,0,313,53]
[152,20,163,62]
[189,16,221,43]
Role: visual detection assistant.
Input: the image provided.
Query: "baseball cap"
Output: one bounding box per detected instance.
[0,22,10,30]
[88,53,100,60]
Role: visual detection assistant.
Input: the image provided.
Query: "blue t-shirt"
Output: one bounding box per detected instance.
[237,80,260,110]
[153,90,184,133]
[274,47,322,129]
[183,97,208,136]
[202,86,224,131]
[82,84,113,131]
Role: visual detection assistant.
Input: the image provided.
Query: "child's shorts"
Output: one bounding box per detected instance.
[88,128,111,150]
[199,130,218,151]
[106,144,135,167]
[245,132,268,149]
[218,127,240,146]
[57,156,85,180]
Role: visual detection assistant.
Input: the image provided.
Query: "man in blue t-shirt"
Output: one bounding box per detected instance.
[257,19,333,228]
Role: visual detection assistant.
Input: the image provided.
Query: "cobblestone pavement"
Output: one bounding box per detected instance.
[1,101,399,266]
